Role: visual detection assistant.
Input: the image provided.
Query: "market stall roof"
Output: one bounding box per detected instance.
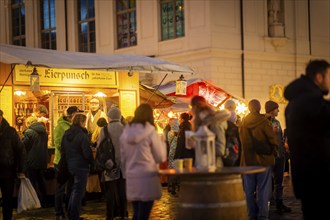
[139,83,175,108]
[0,44,194,74]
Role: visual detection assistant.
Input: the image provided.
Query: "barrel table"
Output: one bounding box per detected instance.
[159,166,266,220]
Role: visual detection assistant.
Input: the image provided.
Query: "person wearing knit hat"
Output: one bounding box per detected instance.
[239,98,278,219]
[264,100,291,213]
[107,107,121,120]
[265,100,279,113]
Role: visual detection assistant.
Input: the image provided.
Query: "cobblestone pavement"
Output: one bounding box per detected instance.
[10,175,302,220]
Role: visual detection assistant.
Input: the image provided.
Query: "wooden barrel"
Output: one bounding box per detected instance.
[177,174,247,220]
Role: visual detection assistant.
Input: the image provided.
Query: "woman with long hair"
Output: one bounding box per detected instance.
[120,103,167,220]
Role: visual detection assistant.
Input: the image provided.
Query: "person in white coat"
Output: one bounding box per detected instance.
[120,103,167,220]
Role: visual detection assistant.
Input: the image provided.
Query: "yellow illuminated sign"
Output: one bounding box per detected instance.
[14,64,118,88]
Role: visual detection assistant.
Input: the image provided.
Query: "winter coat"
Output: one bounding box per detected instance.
[53,116,71,165]
[284,74,330,199]
[174,120,193,159]
[193,108,230,159]
[239,112,277,167]
[97,119,125,181]
[0,118,26,178]
[22,122,48,170]
[120,122,167,201]
[62,125,93,174]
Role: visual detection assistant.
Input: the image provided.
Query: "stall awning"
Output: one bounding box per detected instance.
[0,44,194,74]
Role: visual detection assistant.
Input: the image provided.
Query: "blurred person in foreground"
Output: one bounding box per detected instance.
[120,103,167,220]
[0,109,26,220]
[284,59,330,220]
[239,99,278,220]
[61,113,94,220]
[190,95,230,168]
[53,106,84,220]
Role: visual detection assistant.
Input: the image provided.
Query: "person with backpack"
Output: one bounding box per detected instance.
[96,107,128,220]
[239,99,278,220]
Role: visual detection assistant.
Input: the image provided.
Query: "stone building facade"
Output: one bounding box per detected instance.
[1,0,329,125]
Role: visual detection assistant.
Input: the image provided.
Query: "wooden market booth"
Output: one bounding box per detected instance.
[0,44,193,194]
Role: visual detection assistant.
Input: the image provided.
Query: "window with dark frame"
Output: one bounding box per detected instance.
[11,0,26,46]
[78,0,96,53]
[116,0,137,49]
[161,0,184,41]
[40,0,56,50]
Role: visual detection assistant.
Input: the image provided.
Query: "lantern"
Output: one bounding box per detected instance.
[175,74,187,95]
[30,67,40,92]
[194,125,216,171]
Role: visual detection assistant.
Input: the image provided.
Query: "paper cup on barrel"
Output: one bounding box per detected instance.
[184,158,193,170]
[174,159,184,170]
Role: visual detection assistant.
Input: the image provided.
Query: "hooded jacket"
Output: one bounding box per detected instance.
[284,75,330,198]
[97,119,125,181]
[120,122,166,201]
[239,112,277,167]
[62,125,93,174]
[0,118,26,178]
[22,121,48,170]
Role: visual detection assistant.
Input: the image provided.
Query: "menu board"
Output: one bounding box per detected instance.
[119,90,137,118]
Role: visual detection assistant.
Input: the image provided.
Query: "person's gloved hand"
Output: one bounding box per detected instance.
[105,159,114,170]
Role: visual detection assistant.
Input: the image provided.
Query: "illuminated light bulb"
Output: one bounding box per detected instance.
[167,111,175,118]
[94,92,107,97]
[14,91,26,96]
[236,102,248,115]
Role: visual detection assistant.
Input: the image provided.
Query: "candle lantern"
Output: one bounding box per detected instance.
[175,74,187,95]
[194,125,216,171]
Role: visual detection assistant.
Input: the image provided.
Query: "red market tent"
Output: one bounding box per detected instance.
[156,78,244,108]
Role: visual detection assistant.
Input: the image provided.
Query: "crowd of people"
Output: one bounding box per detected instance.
[0,59,329,220]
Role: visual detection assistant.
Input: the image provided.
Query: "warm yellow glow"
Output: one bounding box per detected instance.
[167,111,175,118]
[236,102,248,115]
[94,92,107,97]
[14,91,26,96]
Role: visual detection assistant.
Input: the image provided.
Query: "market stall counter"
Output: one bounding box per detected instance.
[159,166,266,220]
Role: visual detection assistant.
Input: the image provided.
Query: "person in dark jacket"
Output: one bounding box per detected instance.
[239,100,278,220]
[264,101,291,213]
[22,116,48,207]
[174,112,193,160]
[284,59,330,220]
[61,113,94,220]
[0,109,26,220]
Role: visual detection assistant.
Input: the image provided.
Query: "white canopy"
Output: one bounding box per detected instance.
[0,44,194,74]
